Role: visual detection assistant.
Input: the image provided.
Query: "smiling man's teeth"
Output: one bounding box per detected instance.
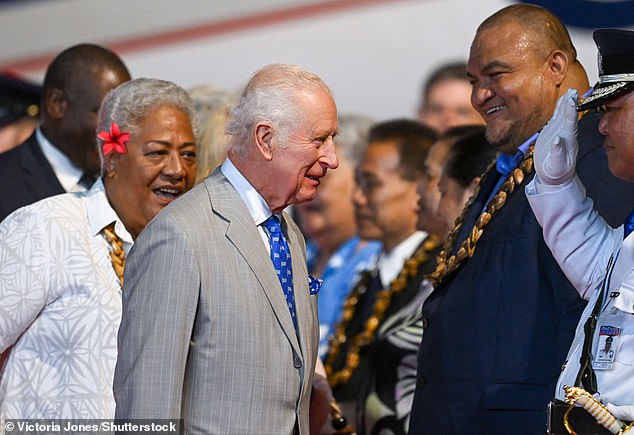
[486,106,504,115]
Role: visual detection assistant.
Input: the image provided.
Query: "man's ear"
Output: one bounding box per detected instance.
[45,88,67,120]
[255,121,274,160]
[548,50,568,87]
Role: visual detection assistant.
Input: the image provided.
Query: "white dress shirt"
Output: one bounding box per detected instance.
[221,158,275,248]
[37,128,87,193]
[0,179,132,419]
[376,231,427,287]
[526,175,634,421]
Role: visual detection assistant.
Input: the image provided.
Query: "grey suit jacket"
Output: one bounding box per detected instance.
[114,169,319,434]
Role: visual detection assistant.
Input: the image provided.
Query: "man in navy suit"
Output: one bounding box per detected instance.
[409,5,634,434]
[0,44,130,222]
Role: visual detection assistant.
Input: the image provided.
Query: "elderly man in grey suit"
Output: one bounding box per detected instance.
[113,64,339,434]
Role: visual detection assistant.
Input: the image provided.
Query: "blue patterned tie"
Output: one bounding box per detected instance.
[263,215,297,330]
[624,207,634,239]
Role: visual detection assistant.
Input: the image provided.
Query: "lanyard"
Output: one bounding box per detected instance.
[574,253,615,393]
[600,250,620,311]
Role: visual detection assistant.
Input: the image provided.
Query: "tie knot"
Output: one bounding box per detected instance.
[263,215,282,234]
[496,149,525,177]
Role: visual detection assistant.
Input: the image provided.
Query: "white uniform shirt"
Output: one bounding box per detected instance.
[0,179,132,419]
[526,175,634,421]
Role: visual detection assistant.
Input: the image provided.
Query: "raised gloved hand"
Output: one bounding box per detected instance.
[534,88,579,185]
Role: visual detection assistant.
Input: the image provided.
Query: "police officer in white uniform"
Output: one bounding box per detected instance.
[526,28,634,429]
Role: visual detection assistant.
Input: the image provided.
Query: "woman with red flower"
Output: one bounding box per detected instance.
[0,78,198,420]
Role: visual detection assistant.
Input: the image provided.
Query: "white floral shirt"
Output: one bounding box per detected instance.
[0,179,132,419]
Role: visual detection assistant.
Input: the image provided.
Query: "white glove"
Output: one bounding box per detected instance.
[534,88,579,185]
[606,402,634,423]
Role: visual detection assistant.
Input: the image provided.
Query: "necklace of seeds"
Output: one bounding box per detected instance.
[325,235,440,388]
[429,145,534,288]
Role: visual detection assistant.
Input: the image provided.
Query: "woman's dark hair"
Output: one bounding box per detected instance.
[445,127,497,187]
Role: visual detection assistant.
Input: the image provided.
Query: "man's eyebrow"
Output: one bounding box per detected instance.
[480,60,511,73]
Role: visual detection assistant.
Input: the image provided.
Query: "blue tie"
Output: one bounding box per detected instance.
[496,149,525,177]
[624,207,634,239]
[263,215,297,330]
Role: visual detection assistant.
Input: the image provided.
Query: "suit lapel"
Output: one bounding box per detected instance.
[451,165,499,255]
[204,171,301,353]
[282,212,312,354]
[282,211,316,400]
[20,135,65,198]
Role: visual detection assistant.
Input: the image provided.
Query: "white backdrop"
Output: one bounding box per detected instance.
[0,0,627,121]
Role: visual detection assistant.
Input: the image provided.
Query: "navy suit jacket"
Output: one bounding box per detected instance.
[409,112,634,435]
[0,133,64,222]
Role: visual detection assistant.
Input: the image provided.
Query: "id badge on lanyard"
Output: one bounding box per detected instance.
[591,250,623,371]
[592,310,623,371]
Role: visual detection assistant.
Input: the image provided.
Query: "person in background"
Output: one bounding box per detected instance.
[526,28,634,433]
[416,125,485,239]
[0,78,198,420]
[114,64,338,434]
[187,84,237,183]
[0,73,40,153]
[294,113,381,359]
[0,43,131,222]
[325,119,437,434]
[416,61,484,133]
[354,125,487,435]
[409,4,634,434]
[436,128,497,238]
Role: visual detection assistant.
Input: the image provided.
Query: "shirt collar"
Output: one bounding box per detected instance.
[517,132,538,155]
[85,178,134,249]
[495,132,539,176]
[377,231,427,287]
[221,158,272,225]
[36,127,85,192]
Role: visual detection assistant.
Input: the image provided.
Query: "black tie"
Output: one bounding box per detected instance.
[78,172,96,190]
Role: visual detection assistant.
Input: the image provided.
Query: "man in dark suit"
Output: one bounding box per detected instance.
[0,44,130,222]
[409,5,634,435]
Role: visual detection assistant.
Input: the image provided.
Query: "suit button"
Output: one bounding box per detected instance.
[293,355,302,368]
[422,317,428,329]
[417,375,425,387]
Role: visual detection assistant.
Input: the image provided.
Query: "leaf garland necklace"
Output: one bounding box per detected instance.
[325,235,441,388]
[428,145,535,287]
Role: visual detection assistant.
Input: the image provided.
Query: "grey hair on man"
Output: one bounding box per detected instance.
[225,64,333,155]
